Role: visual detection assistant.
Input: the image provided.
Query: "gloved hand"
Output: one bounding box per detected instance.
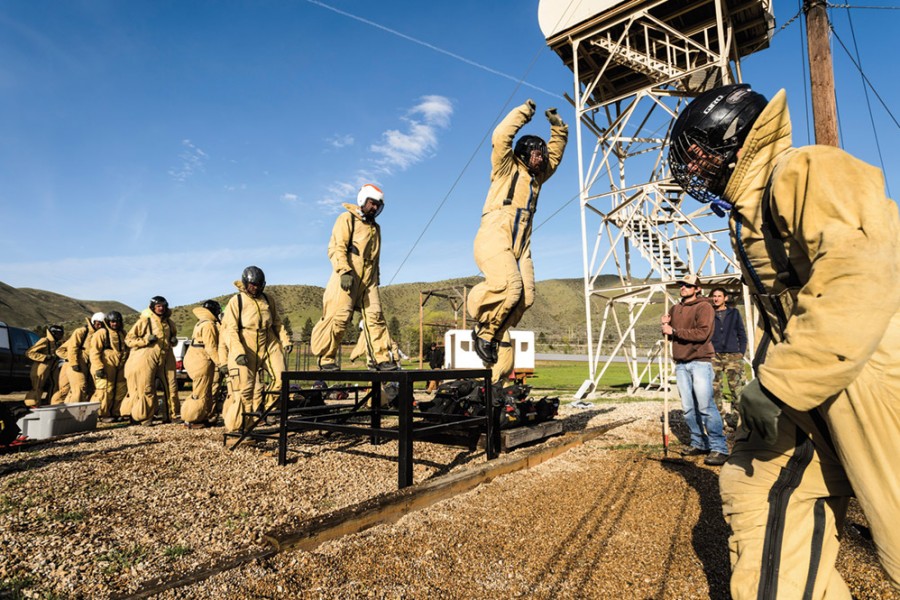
[169,335,178,345]
[340,272,354,292]
[147,335,158,344]
[524,99,536,121]
[545,107,564,127]
[283,344,293,354]
[71,364,82,373]
[235,354,249,367]
[739,379,784,445]
[218,364,229,377]
[95,369,106,379]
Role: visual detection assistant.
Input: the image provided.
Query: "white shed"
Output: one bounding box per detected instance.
[443,330,535,371]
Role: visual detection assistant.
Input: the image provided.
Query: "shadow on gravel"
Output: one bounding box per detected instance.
[660,459,731,599]
[557,407,615,431]
[0,439,160,478]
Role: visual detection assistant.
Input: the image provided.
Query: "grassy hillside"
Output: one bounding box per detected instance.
[0,281,136,333]
[2,276,674,353]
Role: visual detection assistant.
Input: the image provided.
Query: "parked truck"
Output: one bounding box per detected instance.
[0,321,40,393]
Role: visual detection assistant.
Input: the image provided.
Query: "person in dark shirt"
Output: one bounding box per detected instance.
[661,274,729,465]
[710,287,747,430]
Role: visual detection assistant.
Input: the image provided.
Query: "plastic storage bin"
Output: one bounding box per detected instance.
[16,402,100,440]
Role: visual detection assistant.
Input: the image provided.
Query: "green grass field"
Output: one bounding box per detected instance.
[525,360,650,393]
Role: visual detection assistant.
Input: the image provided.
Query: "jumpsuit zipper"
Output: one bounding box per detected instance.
[759,432,815,599]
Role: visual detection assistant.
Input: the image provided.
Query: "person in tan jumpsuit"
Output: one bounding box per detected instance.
[467,99,567,383]
[55,313,104,404]
[220,267,291,432]
[24,325,64,407]
[125,296,180,425]
[310,184,397,372]
[89,311,128,421]
[182,300,224,428]
[668,83,900,597]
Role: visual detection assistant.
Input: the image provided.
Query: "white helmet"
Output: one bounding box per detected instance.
[357,184,384,218]
[91,312,106,324]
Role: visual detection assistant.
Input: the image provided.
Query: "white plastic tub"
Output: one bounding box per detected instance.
[16,402,100,440]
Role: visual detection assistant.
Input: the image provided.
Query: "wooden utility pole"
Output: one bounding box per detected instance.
[804,0,839,146]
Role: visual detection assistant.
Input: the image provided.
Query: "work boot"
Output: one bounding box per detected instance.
[472,330,497,365]
[373,361,400,371]
[704,452,729,466]
[681,446,709,457]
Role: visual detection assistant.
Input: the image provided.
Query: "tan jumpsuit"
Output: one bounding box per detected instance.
[220,283,289,432]
[717,90,900,597]
[310,204,392,368]
[467,101,567,382]
[89,325,128,418]
[124,309,180,424]
[24,330,60,407]
[182,306,223,424]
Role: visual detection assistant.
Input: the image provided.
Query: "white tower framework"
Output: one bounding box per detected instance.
[538,0,773,396]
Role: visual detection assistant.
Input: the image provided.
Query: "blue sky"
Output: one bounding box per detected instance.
[0,0,897,312]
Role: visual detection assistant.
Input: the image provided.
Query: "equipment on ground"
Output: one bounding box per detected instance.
[418,379,558,430]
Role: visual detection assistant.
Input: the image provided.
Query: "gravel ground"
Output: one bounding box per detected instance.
[0,391,896,599]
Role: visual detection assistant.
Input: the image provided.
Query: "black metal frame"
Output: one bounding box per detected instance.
[222,368,497,489]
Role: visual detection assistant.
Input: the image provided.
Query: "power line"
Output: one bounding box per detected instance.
[838,6,892,196]
[826,3,900,8]
[829,26,900,131]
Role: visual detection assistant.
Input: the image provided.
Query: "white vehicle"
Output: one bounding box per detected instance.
[173,337,191,389]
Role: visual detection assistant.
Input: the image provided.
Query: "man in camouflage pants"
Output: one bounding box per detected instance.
[710,287,746,430]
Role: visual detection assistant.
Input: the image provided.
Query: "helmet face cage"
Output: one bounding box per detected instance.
[667,84,768,204]
[242,266,266,293]
[514,135,548,172]
[668,132,734,203]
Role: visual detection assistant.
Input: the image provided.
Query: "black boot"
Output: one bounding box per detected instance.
[472,330,497,365]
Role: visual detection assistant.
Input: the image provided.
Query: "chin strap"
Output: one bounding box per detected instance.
[710,198,733,217]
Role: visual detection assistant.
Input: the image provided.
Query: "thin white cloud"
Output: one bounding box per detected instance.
[327,133,354,149]
[281,192,299,204]
[168,139,208,182]
[315,96,452,211]
[370,95,452,174]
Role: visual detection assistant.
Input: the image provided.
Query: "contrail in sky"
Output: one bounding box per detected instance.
[305,0,562,99]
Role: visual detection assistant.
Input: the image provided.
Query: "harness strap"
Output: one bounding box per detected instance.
[503,172,519,206]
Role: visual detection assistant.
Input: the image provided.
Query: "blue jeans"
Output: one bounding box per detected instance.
[675,360,729,454]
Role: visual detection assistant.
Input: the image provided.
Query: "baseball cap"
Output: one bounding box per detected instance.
[677,274,702,287]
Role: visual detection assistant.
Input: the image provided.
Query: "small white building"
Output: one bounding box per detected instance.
[443,330,535,372]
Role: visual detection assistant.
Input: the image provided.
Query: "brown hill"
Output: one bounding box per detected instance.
[2,275,666,351]
[0,281,136,333]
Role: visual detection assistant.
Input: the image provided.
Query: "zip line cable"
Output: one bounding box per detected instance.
[386,0,584,285]
[385,52,547,286]
[840,8,892,196]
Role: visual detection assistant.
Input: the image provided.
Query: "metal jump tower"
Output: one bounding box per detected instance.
[538,0,774,396]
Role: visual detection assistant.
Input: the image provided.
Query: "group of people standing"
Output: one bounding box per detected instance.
[25,298,194,428]
[22,183,402,434]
